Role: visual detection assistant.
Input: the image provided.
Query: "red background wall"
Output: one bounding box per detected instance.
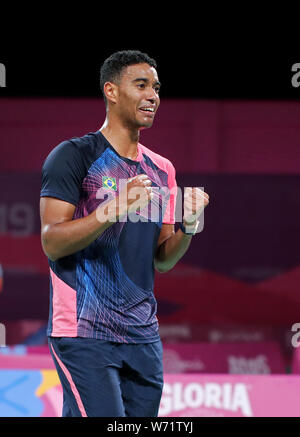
[0,97,299,347]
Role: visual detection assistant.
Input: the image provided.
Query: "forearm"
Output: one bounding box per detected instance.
[41,175,153,262]
[42,209,110,261]
[155,185,210,273]
[42,199,125,261]
[154,228,193,273]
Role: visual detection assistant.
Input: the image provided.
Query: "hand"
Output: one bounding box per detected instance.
[124,174,153,213]
[96,174,153,223]
[115,174,153,219]
[183,187,209,231]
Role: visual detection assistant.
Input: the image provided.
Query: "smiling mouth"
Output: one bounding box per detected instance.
[139,107,155,117]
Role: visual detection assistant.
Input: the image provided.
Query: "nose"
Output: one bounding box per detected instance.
[147,91,159,106]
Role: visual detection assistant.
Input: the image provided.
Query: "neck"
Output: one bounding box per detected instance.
[99,113,140,160]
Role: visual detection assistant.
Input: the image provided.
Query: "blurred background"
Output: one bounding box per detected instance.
[1,44,300,417]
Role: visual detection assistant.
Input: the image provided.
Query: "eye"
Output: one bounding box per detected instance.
[137,83,145,89]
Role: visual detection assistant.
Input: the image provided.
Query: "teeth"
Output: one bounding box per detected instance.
[141,108,154,112]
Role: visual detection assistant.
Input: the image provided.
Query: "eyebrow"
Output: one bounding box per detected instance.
[132,77,161,87]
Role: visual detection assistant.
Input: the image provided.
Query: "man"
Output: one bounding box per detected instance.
[40,50,209,417]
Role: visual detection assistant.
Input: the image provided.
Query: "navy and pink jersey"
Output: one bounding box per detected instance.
[41,130,177,343]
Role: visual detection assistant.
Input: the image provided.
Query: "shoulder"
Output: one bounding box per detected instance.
[41,132,104,204]
[42,131,106,171]
[44,131,102,162]
[138,142,176,174]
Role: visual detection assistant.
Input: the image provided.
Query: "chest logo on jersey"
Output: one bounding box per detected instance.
[102,176,117,191]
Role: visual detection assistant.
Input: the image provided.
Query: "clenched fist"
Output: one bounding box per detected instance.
[96,174,153,223]
[125,174,153,213]
[183,187,209,233]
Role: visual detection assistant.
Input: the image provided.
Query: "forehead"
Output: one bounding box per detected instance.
[120,63,159,83]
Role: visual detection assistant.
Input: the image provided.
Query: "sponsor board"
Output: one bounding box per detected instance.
[163,342,286,374]
[0,354,300,417]
[159,374,300,417]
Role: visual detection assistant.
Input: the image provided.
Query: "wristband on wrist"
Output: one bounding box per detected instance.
[179,220,199,235]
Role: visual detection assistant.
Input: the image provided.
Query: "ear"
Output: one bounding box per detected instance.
[103,81,118,104]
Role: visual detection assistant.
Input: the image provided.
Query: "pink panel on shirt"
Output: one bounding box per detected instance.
[50,343,87,417]
[139,143,177,224]
[50,268,77,336]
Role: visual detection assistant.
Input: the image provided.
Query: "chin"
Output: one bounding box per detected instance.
[138,119,154,130]
[141,123,153,130]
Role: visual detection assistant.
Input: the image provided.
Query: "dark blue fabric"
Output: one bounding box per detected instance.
[41,130,172,343]
[48,337,163,417]
[41,132,107,206]
[118,221,160,291]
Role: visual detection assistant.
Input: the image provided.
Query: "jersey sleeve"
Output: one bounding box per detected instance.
[40,140,85,206]
[162,160,177,224]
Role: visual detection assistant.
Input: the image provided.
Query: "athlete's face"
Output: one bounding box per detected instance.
[114,63,161,130]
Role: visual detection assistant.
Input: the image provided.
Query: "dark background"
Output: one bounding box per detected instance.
[0,45,299,100]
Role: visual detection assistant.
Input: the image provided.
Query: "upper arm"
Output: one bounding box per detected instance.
[40,197,76,230]
[41,140,84,206]
[40,140,83,239]
[40,197,76,252]
[162,160,177,225]
[154,223,175,273]
[156,160,177,255]
[156,223,175,251]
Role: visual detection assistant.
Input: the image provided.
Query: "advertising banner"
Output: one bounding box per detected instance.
[0,353,300,417]
[163,342,286,374]
[159,374,300,417]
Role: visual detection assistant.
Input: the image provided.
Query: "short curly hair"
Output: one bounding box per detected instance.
[100,50,157,104]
